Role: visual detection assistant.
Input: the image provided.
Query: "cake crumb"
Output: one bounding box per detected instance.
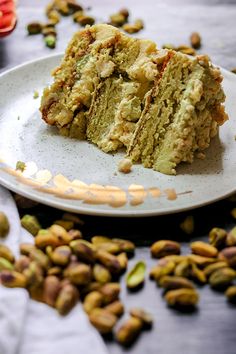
[118,158,132,174]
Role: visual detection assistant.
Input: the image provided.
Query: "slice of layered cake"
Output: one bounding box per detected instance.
[40,24,228,175]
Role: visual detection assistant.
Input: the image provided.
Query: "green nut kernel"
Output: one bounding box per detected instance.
[209,227,227,249]
[21,215,41,236]
[0,212,10,237]
[115,316,143,346]
[151,240,181,259]
[164,288,199,308]
[126,261,146,289]
[209,267,236,290]
[89,308,117,334]
[45,35,56,49]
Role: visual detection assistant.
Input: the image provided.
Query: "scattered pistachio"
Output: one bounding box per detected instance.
[21,215,41,236]
[159,275,195,290]
[45,35,56,48]
[14,255,30,272]
[83,290,103,314]
[64,262,92,285]
[164,288,199,308]
[226,226,236,247]
[99,283,121,305]
[191,241,218,258]
[29,248,50,270]
[112,238,135,254]
[0,257,14,271]
[162,43,175,50]
[129,308,153,328]
[209,227,227,249]
[33,90,39,99]
[203,261,228,278]
[23,261,44,287]
[190,263,207,284]
[117,252,128,271]
[89,308,117,334]
[47,9,61,24]
[110,13,127,27]
[93,263,112,284]
[151,240,181,259]
[0,270,27,288]
[54,220,74,231]
[126,261,146,289]
[49,224,72,245]
[150,259,176,281]
[176,45,196,56]
[0,212,10,237]
[180,216,194,234]
[67,1,83,12]
[42,27,57,37]
[190,32,201,49]
[0,244,15,263]
[27,22,42,35]
[78,15,95,26]
[187,254,217,267]
[43,275,61,307]
[50,245,71,266]
[225,285,236,303]
[20,243,36,256]
[174,259,192,278]
[116,316,143,346]
[209,267,236,290]
[119,8,129,20]
[35,229,61,249]
[96,250,122,274]
[62,212,84,225]
[218,247,236,268]
[70,239,96,263]
[104,300,124,317]
[16,161,26,172]
[55,284,79,315]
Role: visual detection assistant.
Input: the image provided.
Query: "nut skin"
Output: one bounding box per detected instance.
[99,283,120,305]
[0,257,14,271]
[218,247,236,268]
[47,266,62,276]
[20,243,36,256]
[89,308,117,334]
[27,22,42,35]
[0,270,27,288]
[55,284,79,315]
[164,288,199,308]
[0,212,10,237]
[49,224,72,245]
[21,215,41,236]
[174,260,192,278]
[203,261,228,278]
[151,240,181,259]
[92,264,112,284]
[63,262,92,285]
[209,267,236,290]
[126,261,146,289]
[187,254,217,267]
[159,275,195,290]
[191,241,218,258]
[70,240,96,264]
[110,13,126,27]
[0,244,15,263]
[225,285,236,303]
[209,227,227,249]
[96,250,122,274]
[226,226,236,247]
[29,249,50,270]
[115,316,143,346]
[150,260,175,281]
[35,229,62,249]
[43,275,61,307]
[190,263,207,284]
[83,291,103,314]
[14,255,31,272]
[104,300,124,317]
[112,238,135,254]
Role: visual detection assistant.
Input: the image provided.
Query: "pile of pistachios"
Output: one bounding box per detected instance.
[162,32,202,56]
[26,0,144,49]
[0,212,152,346]
[150,226,236,308]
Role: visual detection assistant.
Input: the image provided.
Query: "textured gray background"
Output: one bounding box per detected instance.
[1,1,236,353]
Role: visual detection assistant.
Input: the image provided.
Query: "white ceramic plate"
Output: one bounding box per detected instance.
[0,54,235,217]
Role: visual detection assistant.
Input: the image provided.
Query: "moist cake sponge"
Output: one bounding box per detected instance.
[40,24,228,175]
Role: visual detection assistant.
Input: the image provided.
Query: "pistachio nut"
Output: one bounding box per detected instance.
[21,215,41,236]
[73,10,84,23]
[190,263,207,284]
[62,212,84,226]
[0,244,15,263]
[16,160,26,171]
[55,0,70,15]
[68,229,83,241]
[89,308,117,334]
[99,283,120,305]
[119,8,129,20]
[209,227,227,249]
[112,238,135,254]
[226,226,236,247]
[218,247,236,267]
[78,15,95,26]
[42,27,57,37]
[209,267,236,290]
[47,266,62,276]
[0,270,27,288]
[91,236,112,245]
[20,243,36,256]
[117,252,128,271]
[67,1,83,12]
[126,261,146,289]
[70,240,96,263]
[0,257,14,271]
[29,284,44,302]
[29,248,50,270]
[92,263,112,284]
[81,282,102,296]
[64,263,92,285]
[180,215,194,234]
[0,212,10,237]
[149,260,175,281]
[174,259,192,278]
[47,10,61,24]
[45,35,56,49]
[110,13,126,27]
[27,22,42,35]
[23,261,44,287]
[54,220,74,231]
[159,275,195,290]
[151,240,181,259]
[55,284,79,315]
[161,255,187,264]
[176,45,196,56]
[225,285,236,303]
[35,229,61,249]
[104,300,124,317]
[187,254,217,267]
[43,275,61,307]
[96,242,120,255]
[96,250,122,274]
[115,316,143,346]
[50,245,71,266]
[164,288,199,308]
[83,291,103,314]
[191,241,218,258]
[49,224,71,245]
[190,32,201,49]
[14,255,31,272]
[129,308,153,328]
[203,261,228,278]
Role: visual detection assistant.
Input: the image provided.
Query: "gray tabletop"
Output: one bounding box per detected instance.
[1,1,236,354]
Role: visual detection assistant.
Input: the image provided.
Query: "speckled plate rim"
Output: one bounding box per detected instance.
[0,54,235,217]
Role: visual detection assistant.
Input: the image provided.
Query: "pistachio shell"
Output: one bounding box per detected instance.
[126,261,146,289]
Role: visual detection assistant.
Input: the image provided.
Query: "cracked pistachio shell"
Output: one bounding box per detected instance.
[126,261,146,289]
